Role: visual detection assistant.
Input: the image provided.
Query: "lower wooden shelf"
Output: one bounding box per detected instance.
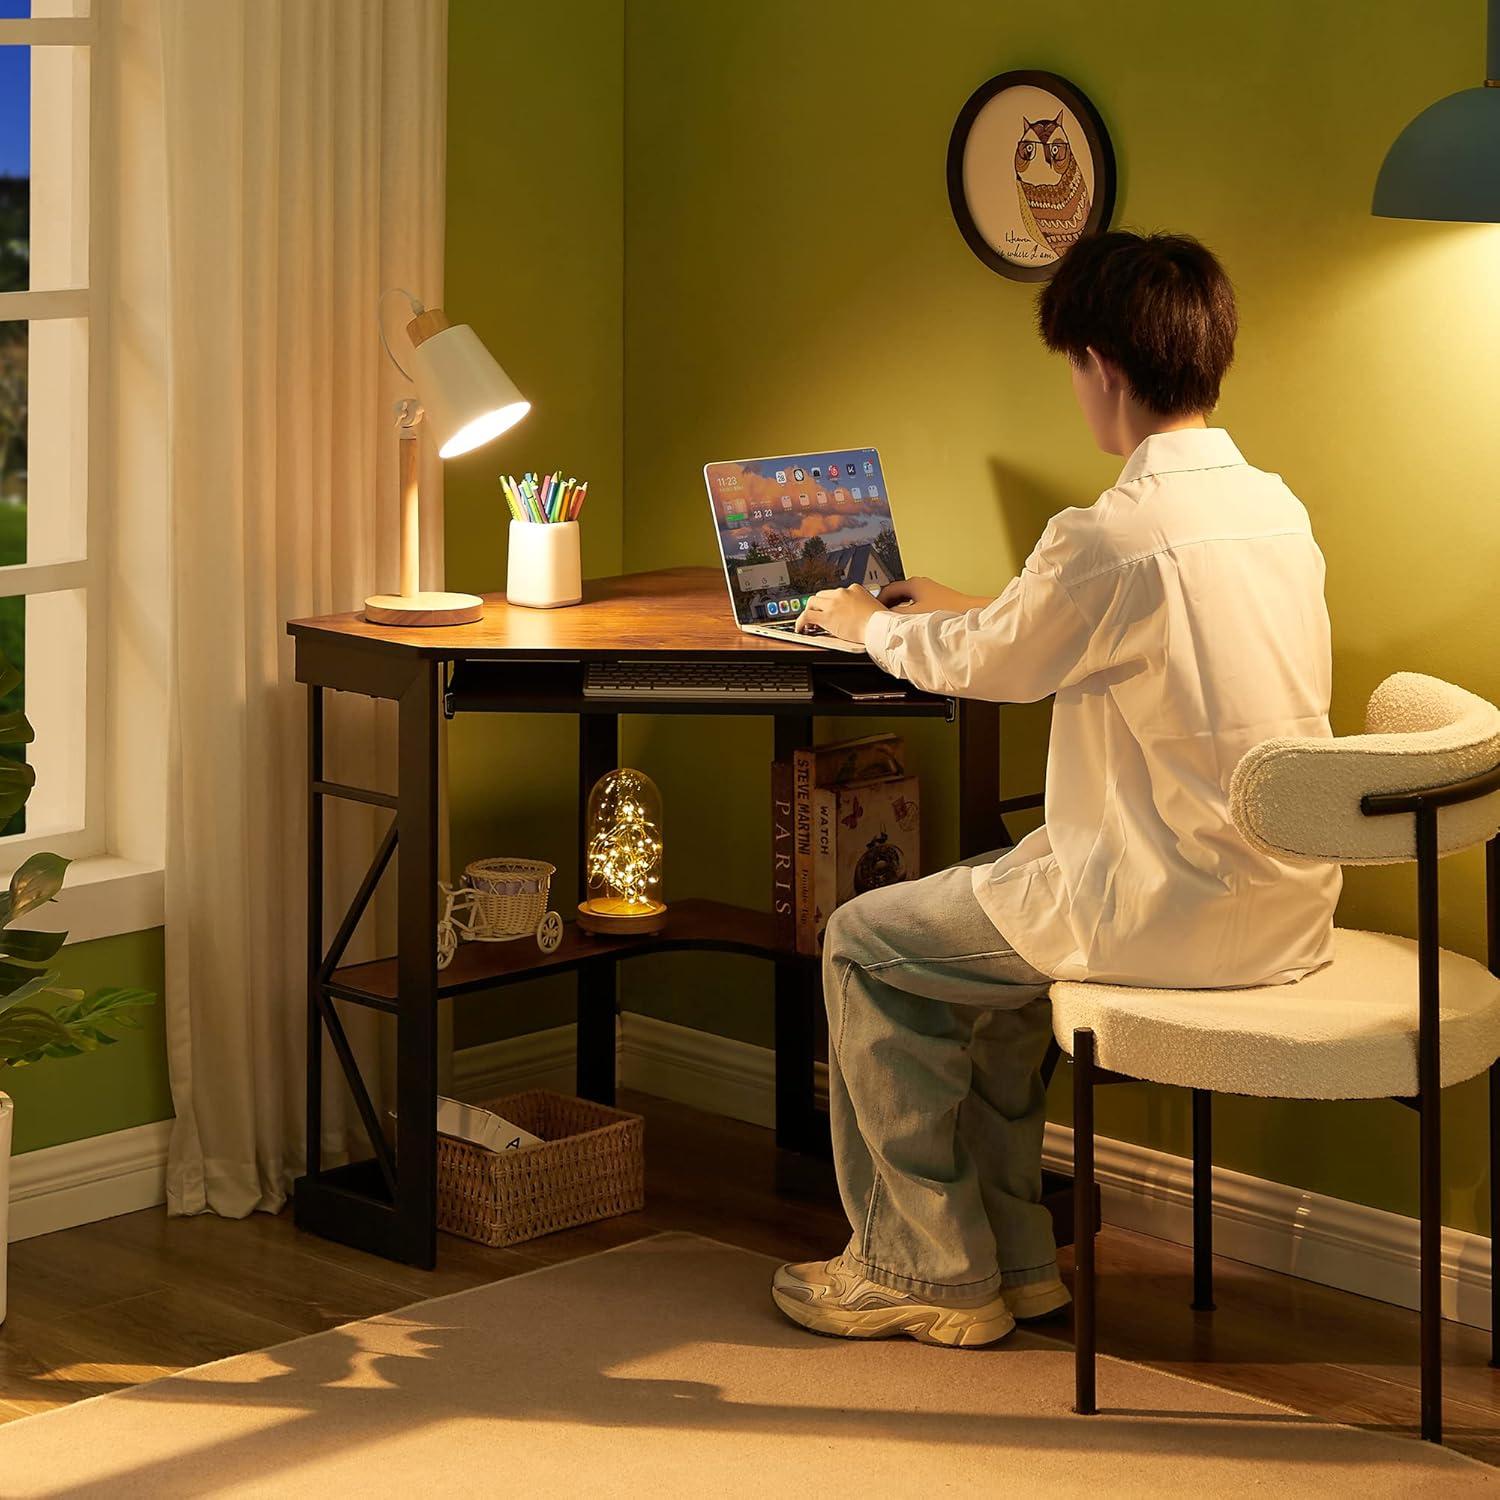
[332,897,800,1004]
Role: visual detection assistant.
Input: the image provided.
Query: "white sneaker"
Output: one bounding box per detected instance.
[1001,1276,1072,1321]
[771,1254,1016,1348]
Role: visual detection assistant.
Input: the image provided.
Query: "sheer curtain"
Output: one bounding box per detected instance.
[157,0,448,1216]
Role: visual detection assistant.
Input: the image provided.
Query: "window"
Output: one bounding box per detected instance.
[0,2,100,862]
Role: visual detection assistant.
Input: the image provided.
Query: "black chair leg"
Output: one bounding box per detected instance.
[1191,1088,1215,1312]
[1415,807,1442,1444]
[1073,1028,1097,1416]
[1490,1061,1499,1371]
[1419,1072,1442,1443]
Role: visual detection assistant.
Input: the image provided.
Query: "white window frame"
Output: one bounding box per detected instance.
[0,7,164,941]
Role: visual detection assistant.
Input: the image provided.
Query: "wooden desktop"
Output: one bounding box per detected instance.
[287,566,1042,1268]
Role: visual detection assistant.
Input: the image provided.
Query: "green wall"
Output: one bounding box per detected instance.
[4,928,170,1155]
[444,0,626,1047]
[448,0,1500,1233]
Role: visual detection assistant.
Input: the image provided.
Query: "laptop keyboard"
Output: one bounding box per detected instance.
[584,660,814,701]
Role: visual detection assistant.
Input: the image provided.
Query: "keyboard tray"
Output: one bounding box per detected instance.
[444,658,956,720]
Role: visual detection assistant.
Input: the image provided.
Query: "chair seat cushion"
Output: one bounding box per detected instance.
[1049,929,1500,1099]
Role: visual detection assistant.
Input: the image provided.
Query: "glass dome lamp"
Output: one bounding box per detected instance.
[577,768,668,936]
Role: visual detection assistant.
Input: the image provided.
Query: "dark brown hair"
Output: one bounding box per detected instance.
[1036,231,1237,416]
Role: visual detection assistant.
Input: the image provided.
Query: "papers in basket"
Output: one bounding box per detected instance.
[437,1096,543,1153]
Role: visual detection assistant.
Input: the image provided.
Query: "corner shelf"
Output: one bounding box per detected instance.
[330,897,801,1005]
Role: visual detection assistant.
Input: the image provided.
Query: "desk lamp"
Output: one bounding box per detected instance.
[366,291,530,626]
[1373,0,1500,223]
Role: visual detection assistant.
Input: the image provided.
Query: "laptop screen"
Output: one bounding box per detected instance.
[704,447,905,627]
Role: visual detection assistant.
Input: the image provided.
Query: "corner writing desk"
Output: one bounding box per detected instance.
[287,565,1039,1269]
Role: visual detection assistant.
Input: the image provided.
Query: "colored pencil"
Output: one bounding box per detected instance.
[500,471,591,524]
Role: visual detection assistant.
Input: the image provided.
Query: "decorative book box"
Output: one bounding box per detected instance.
[776,733,921,956]
[436,1089,645,1248]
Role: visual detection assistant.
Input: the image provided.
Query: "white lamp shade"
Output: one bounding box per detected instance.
[409,322,530,458]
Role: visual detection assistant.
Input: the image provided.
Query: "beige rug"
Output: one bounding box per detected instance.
[0,1232,1491,1497]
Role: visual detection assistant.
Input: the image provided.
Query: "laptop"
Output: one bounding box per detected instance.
[703,446,907,653]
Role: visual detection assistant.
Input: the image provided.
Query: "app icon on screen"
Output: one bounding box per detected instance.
[781,495,792,508]
[828,464,840,479]
[799,493,810,506]
[775,470,786,484]
[863,460,874,475]
[793,467,805,482]
[811,467,822,479]
[816,491,826,505]
[866,484,878,498]
[851,485,862,499]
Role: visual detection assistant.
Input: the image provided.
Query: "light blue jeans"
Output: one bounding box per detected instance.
[823,852,1057,1305]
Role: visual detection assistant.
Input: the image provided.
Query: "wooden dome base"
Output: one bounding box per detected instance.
[576,899,669,937]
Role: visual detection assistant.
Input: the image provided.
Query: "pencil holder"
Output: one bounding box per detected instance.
[507,519,582,609]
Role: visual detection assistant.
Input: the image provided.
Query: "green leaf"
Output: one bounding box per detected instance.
[0,927,66,964]
[0,968,64,1008]
[8,853,70,922]
[0,1006,75,1064]
[79,986,155,1017]
[0,982,157,1070]
[0,709,35,747]
[0,653,20,702]
[0,759,37,832]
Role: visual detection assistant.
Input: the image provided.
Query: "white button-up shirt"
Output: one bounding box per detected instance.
[864,428,1340,987]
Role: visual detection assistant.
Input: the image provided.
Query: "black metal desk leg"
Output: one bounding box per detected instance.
[393,661,442,1270]
[306,686,324,1179]
[577,714,619,1104]
[774,957,818,1152]
[958,699,1008,855]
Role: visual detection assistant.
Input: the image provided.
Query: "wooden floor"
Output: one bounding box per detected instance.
[2,1090,1498,1467]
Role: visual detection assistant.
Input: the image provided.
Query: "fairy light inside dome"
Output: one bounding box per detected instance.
[578,768,668,935]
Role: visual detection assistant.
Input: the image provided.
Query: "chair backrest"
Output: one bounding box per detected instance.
[1229,672,1500,864]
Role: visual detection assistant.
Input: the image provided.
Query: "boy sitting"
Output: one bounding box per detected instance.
[774,231,1340,1348]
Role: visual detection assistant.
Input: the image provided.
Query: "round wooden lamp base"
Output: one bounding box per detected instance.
[364,591,484,627]
[576,899,669,937]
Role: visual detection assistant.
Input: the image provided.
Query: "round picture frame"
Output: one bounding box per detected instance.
[947,70,1116,282]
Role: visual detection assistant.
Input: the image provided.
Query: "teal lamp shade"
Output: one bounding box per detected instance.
[1373,0,1500,222]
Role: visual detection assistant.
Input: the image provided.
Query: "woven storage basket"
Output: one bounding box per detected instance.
[436,1089,644,1248]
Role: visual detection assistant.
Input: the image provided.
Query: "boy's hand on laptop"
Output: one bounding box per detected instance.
[879,577,989,613]
[797,585,886,643]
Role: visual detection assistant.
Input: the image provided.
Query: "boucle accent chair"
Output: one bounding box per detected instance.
[1051,673,1500,1446]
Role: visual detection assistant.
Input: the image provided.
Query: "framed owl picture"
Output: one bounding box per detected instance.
[947,70,1116,282]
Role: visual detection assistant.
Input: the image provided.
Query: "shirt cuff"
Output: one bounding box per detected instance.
[863,607,902,667]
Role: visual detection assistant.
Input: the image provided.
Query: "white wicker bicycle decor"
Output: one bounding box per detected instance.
[437,858,563,970]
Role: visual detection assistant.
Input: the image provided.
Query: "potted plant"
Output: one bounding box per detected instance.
[0,651,153,1323]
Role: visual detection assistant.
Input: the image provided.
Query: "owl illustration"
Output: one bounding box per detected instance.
[1014,110,1090,257]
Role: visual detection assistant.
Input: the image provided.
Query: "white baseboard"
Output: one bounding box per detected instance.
[1040,1122,1492,1330]
[451,1024,579,1100]
[619,1013,788,1128]
[453,1013,1494,1331]
[7,1119,173,1242]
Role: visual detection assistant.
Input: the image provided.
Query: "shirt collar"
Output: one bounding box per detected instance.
[1116,427,1246,486]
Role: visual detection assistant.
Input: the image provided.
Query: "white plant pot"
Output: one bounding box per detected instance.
[0,1090,10,1326]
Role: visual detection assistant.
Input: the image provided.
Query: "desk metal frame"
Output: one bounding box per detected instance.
[289,574,1033,1269]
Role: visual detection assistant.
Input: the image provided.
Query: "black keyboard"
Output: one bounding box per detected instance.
[583,660,814,701]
